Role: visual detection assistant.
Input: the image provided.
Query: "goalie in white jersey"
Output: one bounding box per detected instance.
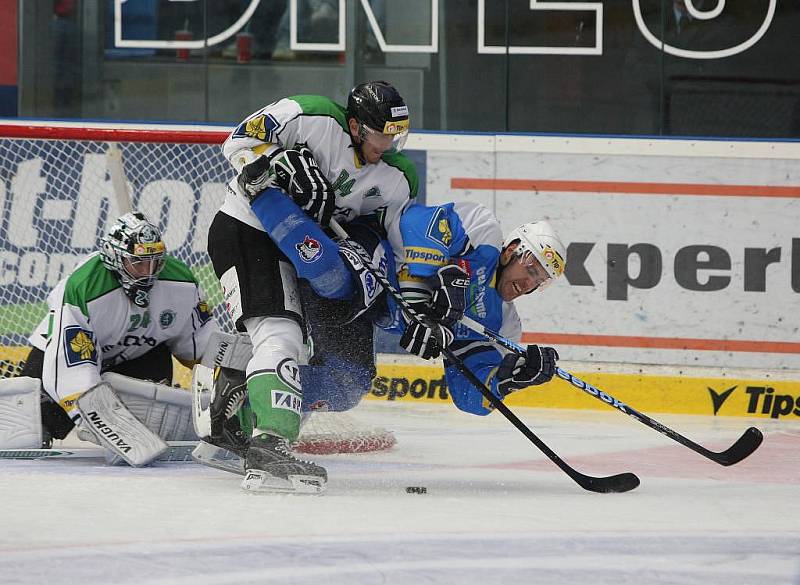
[205,81,418,493]
[0,212,215,460]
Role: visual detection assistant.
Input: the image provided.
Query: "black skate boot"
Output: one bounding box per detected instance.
[191,367,250,474]
[241,433,327,494]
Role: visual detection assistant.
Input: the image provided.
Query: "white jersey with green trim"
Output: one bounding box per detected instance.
[218,94,419,263]
[28,253,216,415]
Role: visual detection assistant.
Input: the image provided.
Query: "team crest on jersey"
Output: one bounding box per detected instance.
[240,112,280,142]
[363,186,381,199]
[296,235,322,263]
[64,326,98,367]
[159,309,176,329]
[194,301,212,325]
[425,207,452,247]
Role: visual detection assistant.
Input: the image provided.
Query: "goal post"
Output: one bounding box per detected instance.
[0,120,396,454]
[0,121,235,358]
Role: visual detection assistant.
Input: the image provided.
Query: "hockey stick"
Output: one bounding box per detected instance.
[329,219,640,493]
[457,315,763,467]
[0,441,199,462]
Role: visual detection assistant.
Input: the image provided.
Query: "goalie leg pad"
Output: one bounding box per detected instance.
[0,377,42,449]
[76,383,168,467]
[102,373,198,441]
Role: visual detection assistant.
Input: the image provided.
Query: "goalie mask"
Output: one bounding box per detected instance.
[101,212,166,308]
[502,221,566,293]
[346,81,410,159]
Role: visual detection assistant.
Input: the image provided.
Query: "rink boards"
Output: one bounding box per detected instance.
[2,346,799,420]
[366,361,800,420]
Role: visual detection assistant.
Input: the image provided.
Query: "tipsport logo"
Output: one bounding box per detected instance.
[708,384,800,419]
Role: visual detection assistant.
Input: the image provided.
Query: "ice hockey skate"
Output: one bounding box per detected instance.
[241,432,327,494]
[191,365,249,474]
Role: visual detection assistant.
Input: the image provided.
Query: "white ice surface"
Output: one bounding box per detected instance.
[1,403,798,585]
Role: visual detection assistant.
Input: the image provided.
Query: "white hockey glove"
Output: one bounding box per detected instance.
[272,143,336,226]
[399,317,454,361]
[497,345,559,396]
[428,264,470,327]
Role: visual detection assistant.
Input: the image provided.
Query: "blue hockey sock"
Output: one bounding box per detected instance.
[251,188,354,300]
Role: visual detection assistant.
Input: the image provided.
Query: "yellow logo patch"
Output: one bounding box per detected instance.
[541,245,565,276]
[382,119,409,135]
[70,331,95,360]
[64,326,98,366]
[438,219,452,245]
[245,115,268,140]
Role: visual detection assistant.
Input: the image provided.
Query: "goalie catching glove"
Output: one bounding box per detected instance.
[497,344,559,396]
[237,143,335,226]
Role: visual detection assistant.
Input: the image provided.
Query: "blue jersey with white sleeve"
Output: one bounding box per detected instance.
[395,202,522,415]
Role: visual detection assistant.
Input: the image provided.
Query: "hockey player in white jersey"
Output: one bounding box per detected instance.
[205,81,418,493]
[0,212,214,464]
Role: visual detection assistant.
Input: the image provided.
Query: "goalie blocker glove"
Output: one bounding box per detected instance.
[497,344,559,396]
[237,144,336,226]
[400,317,454,361]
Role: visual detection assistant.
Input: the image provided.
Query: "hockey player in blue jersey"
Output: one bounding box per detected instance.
[393,202,566,415]
[245,184,566,417]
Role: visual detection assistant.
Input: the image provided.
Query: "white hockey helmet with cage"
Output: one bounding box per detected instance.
[503,221,566,290]
[100,211,166,307]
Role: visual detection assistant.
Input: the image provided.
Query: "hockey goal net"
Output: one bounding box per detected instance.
[0,121,394,454]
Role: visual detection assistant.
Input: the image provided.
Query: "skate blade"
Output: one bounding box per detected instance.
[240,469,326,495]
[191,441,245,476]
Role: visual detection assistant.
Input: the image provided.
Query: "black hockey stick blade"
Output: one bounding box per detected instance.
[578,471,641,494]
[707,426,763,466]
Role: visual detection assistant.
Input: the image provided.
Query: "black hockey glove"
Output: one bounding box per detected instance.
[237,153,276,203]
[272,144,335,226]
[400,317,454,361]
[428,264,470,327]
[497,344,559,396]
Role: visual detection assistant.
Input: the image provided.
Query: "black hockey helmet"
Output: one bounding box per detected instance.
[346,81,409,152]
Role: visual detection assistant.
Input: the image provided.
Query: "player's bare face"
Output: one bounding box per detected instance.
[497,248,550,302]
[350,119,393,164]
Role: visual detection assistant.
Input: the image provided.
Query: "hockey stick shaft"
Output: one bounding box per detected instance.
[458,315,763,466]
[329,220,639,492]
[0,441,199,461]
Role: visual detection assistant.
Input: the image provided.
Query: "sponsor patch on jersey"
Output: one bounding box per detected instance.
[63,326,98,367]
[425,207,453,247]
[159,309,176,329]
[404,247,447,266]
[194,301,212,326]
[296,235,322,263]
